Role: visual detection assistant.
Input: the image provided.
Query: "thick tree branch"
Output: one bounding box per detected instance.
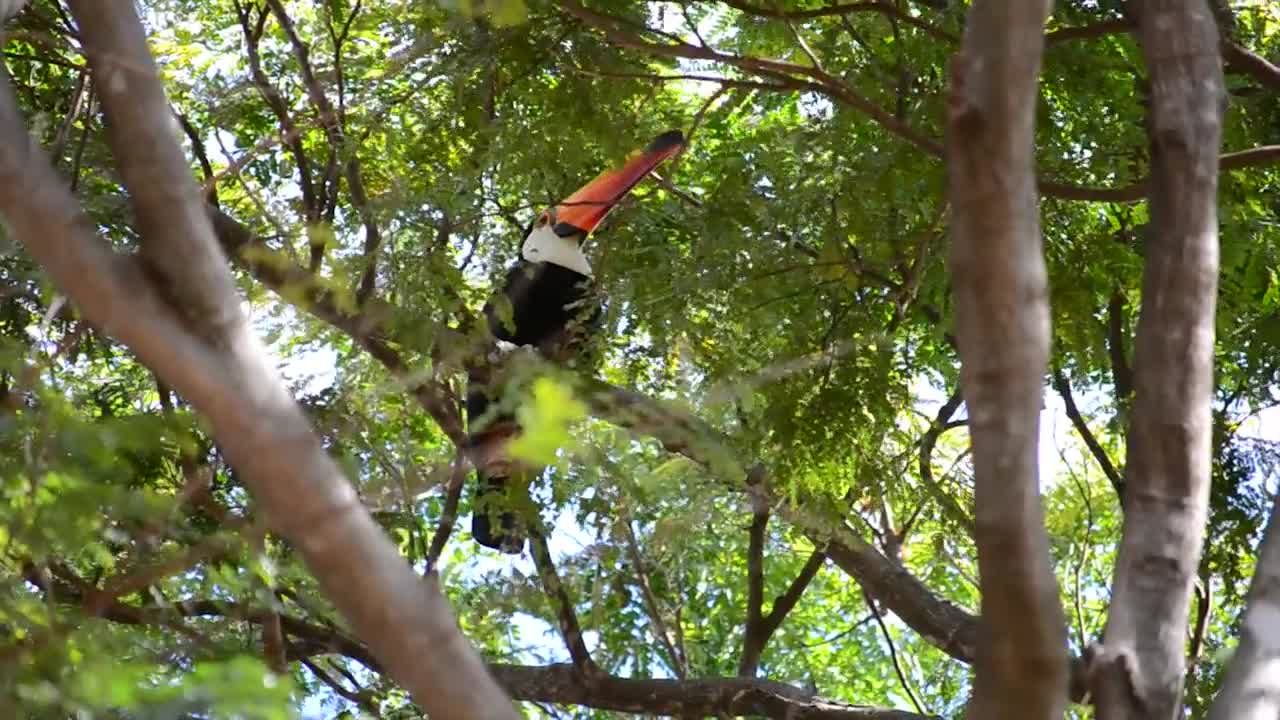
[1092,0,1224,715]
[0,12,514,717]
[945,0,1068,717]
[1206,495,1280,718]
[490,663,935,719]
[1222,42,1280,91]
[1051,369,1125,500]
[71,0,242,343]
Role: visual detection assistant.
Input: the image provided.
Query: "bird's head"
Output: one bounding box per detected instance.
[521,130,685,276]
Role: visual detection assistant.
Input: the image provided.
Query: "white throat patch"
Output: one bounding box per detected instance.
[521,224,593,278]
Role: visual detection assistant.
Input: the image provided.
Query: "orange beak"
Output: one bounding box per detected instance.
[551,130,685,238]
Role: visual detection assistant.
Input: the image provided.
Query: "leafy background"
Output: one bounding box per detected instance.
[0,0,1278,717]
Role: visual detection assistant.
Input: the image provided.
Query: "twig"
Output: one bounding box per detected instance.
[302,657,380,715]
[425,453,468,574]
[1052,369,1125,500]
[865,590,927,716]
[527,527,600,680]
[621,517,687,678]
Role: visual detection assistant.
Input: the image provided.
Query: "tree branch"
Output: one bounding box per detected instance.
[489,663,937,719]
[917,391,975,533]
[1106,289,1134,402]
[864,591,927,716]
[621,517,688,678]
[206,208,467,446]
[1050,369,1125,500]
[0,11,515,716]
[945,0,1068,716]
[30,569,932,720]
[564,0,1280,204]
[527,528,601,680]
[302,657,380,715]
[1092,0,1224,714]
[1206,495,1280,718]
[558,0,945,157]
[716,0,956,43]
[262,0,382,290]
[739,497,771,677]
[202,183,987,689]
[234,0,319,224]
[1222,42,1280,91]
[70,0,243,343]
[424,452,468,574]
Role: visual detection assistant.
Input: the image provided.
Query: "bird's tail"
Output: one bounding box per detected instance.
[465,363,528,554]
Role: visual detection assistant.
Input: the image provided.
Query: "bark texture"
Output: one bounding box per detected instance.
[1092,0,1224,717]
[1207,496,1280,719]
[944,0,1068,718]
[0,5,517,718]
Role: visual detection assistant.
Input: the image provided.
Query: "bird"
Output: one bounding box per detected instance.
[466,130,685,554]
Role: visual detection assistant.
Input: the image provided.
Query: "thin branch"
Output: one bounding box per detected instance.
[865,591,927,716]
[1051,369,1125,500]
[424,453,468,574]
[85,521,252,614]
[917,391,975,533]
[1045,16,1280,91]
[760,549,826,640]
[1044,18,1130,44]
[739,498,770,677]
[263,0,381,299]
[1106,290,1134,401]
[302,658,380,715]
[527,528,600,680]
[1186,576,1211,677]
[716,0,957,43]
[559,0,945,156]
[568,2,1280,204]
[621,518,688,678]
[235,0,319,223]
[175,111,219,208]
[206,208,467,446]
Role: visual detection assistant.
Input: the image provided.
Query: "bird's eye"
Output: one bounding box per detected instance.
[538,212,552,227]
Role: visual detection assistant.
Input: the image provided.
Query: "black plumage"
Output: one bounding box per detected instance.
[466,261,602,553]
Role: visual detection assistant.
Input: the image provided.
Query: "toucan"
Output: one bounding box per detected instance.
[466,130,686,554]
